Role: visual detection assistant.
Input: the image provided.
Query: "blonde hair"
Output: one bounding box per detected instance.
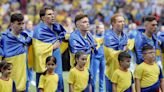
[110,13,123,23]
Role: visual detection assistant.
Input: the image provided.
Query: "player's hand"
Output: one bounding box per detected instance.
[53,40,61,50]
[124,46,129,52]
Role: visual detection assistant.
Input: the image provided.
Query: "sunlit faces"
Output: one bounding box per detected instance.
[2,65,12,77]
[11,21,25,34]
[120,58,131,69]
[26,21,33,30]
[96,24,105,34]
[145,20,157,34]
[112,16,125,32]
[143,49,156,62]
[46,60,56,72]
[76,17,90,31]
[76,54,88,68]
[43,9,56,26]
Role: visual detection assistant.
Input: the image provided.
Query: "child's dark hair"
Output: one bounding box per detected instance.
[0,61,12,72]
[142,44,154,53]
[46,56,56,64]
[118,52,131,62]
[42,56,56,75]
[74,51,86,66]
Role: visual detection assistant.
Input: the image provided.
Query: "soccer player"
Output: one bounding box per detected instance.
[134,16,160,64]
[92,22,105,92]
[32,5,66,92]
[69,13,96,69]
[104,13,134,92]
[1,12,31,91]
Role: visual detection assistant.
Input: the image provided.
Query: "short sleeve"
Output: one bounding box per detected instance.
[111,71,119,84]
[38,75,45,89]
[134,66,143,79]
[68,70,75,84]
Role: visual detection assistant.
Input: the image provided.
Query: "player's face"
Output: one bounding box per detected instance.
[46,60,56,72]
[3,65,12,76]
[76,17,90,32]
[143,49,156,62]
[96,25,105,35]
[147,20,157,34]
[121,58,131,69]
[11,21,24,34]
[44,9,55,25]
[26,21,33,30]
[77,54,87,68]
[112,16,125,33]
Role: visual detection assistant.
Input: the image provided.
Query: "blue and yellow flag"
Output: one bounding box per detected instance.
[69,30,96,68]
[32,22,66,74]
[1,29,31,91]
[104,29,134,80]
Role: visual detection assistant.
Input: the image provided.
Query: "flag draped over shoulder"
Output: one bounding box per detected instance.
[0,37,3,60]
[104,30,134,79]
[69,30,96,68]
[1,29,31,91]
[32,22,66,73]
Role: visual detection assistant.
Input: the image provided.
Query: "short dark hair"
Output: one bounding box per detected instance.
[118,51,131,62]
[142,44,154,53]
[143,16,156,22]
[39,5,54,19]
[10,13,24,23]
[0,61,12,72]
[46,56,56,64]
[74,13,88,25]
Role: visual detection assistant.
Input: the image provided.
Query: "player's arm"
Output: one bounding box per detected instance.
[69,84,74,92]
[89,83,92,92]
[160,78,164,92]
[39,88,44,92]
[132,84,135,92]
[135,78,141,92]
[112,83,117,92]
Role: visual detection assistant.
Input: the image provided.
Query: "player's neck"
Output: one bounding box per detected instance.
[11,29,20,36]
[44,22,53,30]
[144,31,152,38]
[75,65,84,71]
[113,28,121,37]
[46,70,54,75]
[80,30,87,37]
[0,75,9,81]
[119,67,128,72]
[144,60,154,65]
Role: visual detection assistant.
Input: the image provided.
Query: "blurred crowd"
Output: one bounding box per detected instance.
[0,0,164,33]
